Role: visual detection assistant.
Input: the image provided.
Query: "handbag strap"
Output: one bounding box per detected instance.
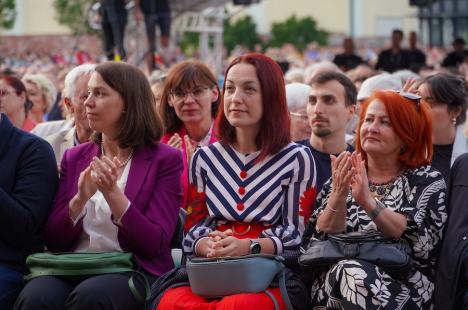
[128,271,151,303]
[278,269,293,310]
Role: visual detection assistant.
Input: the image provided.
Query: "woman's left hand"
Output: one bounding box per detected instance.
[350,152,373,206]
[90,156,121,195]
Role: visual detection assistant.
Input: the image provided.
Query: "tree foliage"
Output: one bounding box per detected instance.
[268,15,328,50]
[0,0,16,29]
[224,16,260,52]
[53,0,95,34]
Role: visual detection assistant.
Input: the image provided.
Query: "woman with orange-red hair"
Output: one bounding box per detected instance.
[303,90,447,309]
[157,53,317,309]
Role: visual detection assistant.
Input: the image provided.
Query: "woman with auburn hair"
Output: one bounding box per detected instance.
[159,60,220,209]
[0,76,36,131]
[303,90,447,309]
[157,53,317,309]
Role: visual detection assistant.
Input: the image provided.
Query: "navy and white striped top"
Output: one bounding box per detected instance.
[183,141,317,255]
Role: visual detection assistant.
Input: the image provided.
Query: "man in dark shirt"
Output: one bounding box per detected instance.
[333,37,363,72]
[376,29,409,73]
[442,38,468,69]
[407,31,426,73]
[299,71,357,193]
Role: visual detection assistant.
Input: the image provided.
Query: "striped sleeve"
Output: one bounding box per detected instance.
[261,146,317,253]
[183,147,215,254]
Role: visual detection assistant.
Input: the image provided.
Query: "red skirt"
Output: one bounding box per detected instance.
[156,222,286,310]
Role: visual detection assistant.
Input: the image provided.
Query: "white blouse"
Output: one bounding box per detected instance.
[74,159,132,252]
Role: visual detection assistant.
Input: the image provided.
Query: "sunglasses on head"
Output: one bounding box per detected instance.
[386,90,421,108]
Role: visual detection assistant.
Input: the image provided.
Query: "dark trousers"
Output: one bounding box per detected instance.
[102,12,127,61]
[0,266,24,309]
[14,273,148,310]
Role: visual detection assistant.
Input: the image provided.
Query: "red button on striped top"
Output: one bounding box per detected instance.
[240,171,247,178]
[236,203,245,211]
[238,187,245,195]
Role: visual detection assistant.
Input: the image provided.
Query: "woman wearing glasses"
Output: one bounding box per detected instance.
[415,73,468,185]
[303,91,447,309]
[0,76,36,131]
[157,53,316,309]
[159,60,220,210]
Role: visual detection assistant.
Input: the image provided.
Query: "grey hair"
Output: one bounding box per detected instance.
[63,64,96,98]
[304,61,341,85]
[286,83,311,111]
[284,68,305,84]
[22,73,57,114]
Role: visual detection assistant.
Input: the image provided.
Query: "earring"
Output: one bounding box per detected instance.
[400,145,407,154]
[452,118,457,125]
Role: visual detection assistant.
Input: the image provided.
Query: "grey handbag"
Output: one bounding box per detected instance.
[299,231,412,279]
[186,254,293,310]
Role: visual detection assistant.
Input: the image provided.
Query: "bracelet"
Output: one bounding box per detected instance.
[368,198,386,220]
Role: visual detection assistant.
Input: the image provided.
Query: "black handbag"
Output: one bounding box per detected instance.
[299,231,412,279]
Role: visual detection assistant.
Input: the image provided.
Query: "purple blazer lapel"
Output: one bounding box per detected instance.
[125,145,153,204]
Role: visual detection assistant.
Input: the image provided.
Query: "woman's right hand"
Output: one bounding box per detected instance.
[69,166,98,220]
[330,151,354,199]
[167,133,182,149]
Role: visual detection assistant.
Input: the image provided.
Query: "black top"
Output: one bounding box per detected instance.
[432,144,453,186]
[298,139,354,194]
[333,53,363,72]
[0,114,58,273]
[407,48,426,73]
[442,50,468,68]
[435,153,468,310]
[375,49,410,73]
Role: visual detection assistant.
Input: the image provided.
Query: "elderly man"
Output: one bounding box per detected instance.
[299,71,356,193]
[45,64,96,165]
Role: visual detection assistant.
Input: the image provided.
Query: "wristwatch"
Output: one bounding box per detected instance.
[249,240,261,254]
[369,198,386,220]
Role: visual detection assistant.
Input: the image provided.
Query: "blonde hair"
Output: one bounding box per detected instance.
[22,74,57,114]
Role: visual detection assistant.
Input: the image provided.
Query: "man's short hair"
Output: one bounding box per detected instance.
[310,71,357,107]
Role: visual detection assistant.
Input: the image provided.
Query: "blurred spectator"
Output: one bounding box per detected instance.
[304,61,341,85]
[284,67,305,84]
[442,38,468,70]
[0,76,36,131]
[286,83,311,141]
[134,0,171,71]
[376,29,409,73]
[333,37,363,72]
[22,74,57,123]
[407,31,426,73]
[148,69,167,110]
[99,0,128,61]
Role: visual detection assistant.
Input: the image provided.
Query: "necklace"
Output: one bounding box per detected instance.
[101,143,134,168]
[368,175,400,199]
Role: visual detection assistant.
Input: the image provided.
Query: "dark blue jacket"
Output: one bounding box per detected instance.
[0,114,58,273]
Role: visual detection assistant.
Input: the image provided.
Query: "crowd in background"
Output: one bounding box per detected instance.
[1,21,468,310]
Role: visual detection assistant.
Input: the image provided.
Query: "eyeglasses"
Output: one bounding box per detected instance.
[170,86,209,101]
[290,112,309,121]
[387,90,421,108]
[0,89,16,97]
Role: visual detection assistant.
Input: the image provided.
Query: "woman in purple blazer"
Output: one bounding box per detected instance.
[15,62,183,310]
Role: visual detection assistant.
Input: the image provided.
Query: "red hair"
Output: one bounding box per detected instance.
[216,53,290,162]
[356,90,433,169]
